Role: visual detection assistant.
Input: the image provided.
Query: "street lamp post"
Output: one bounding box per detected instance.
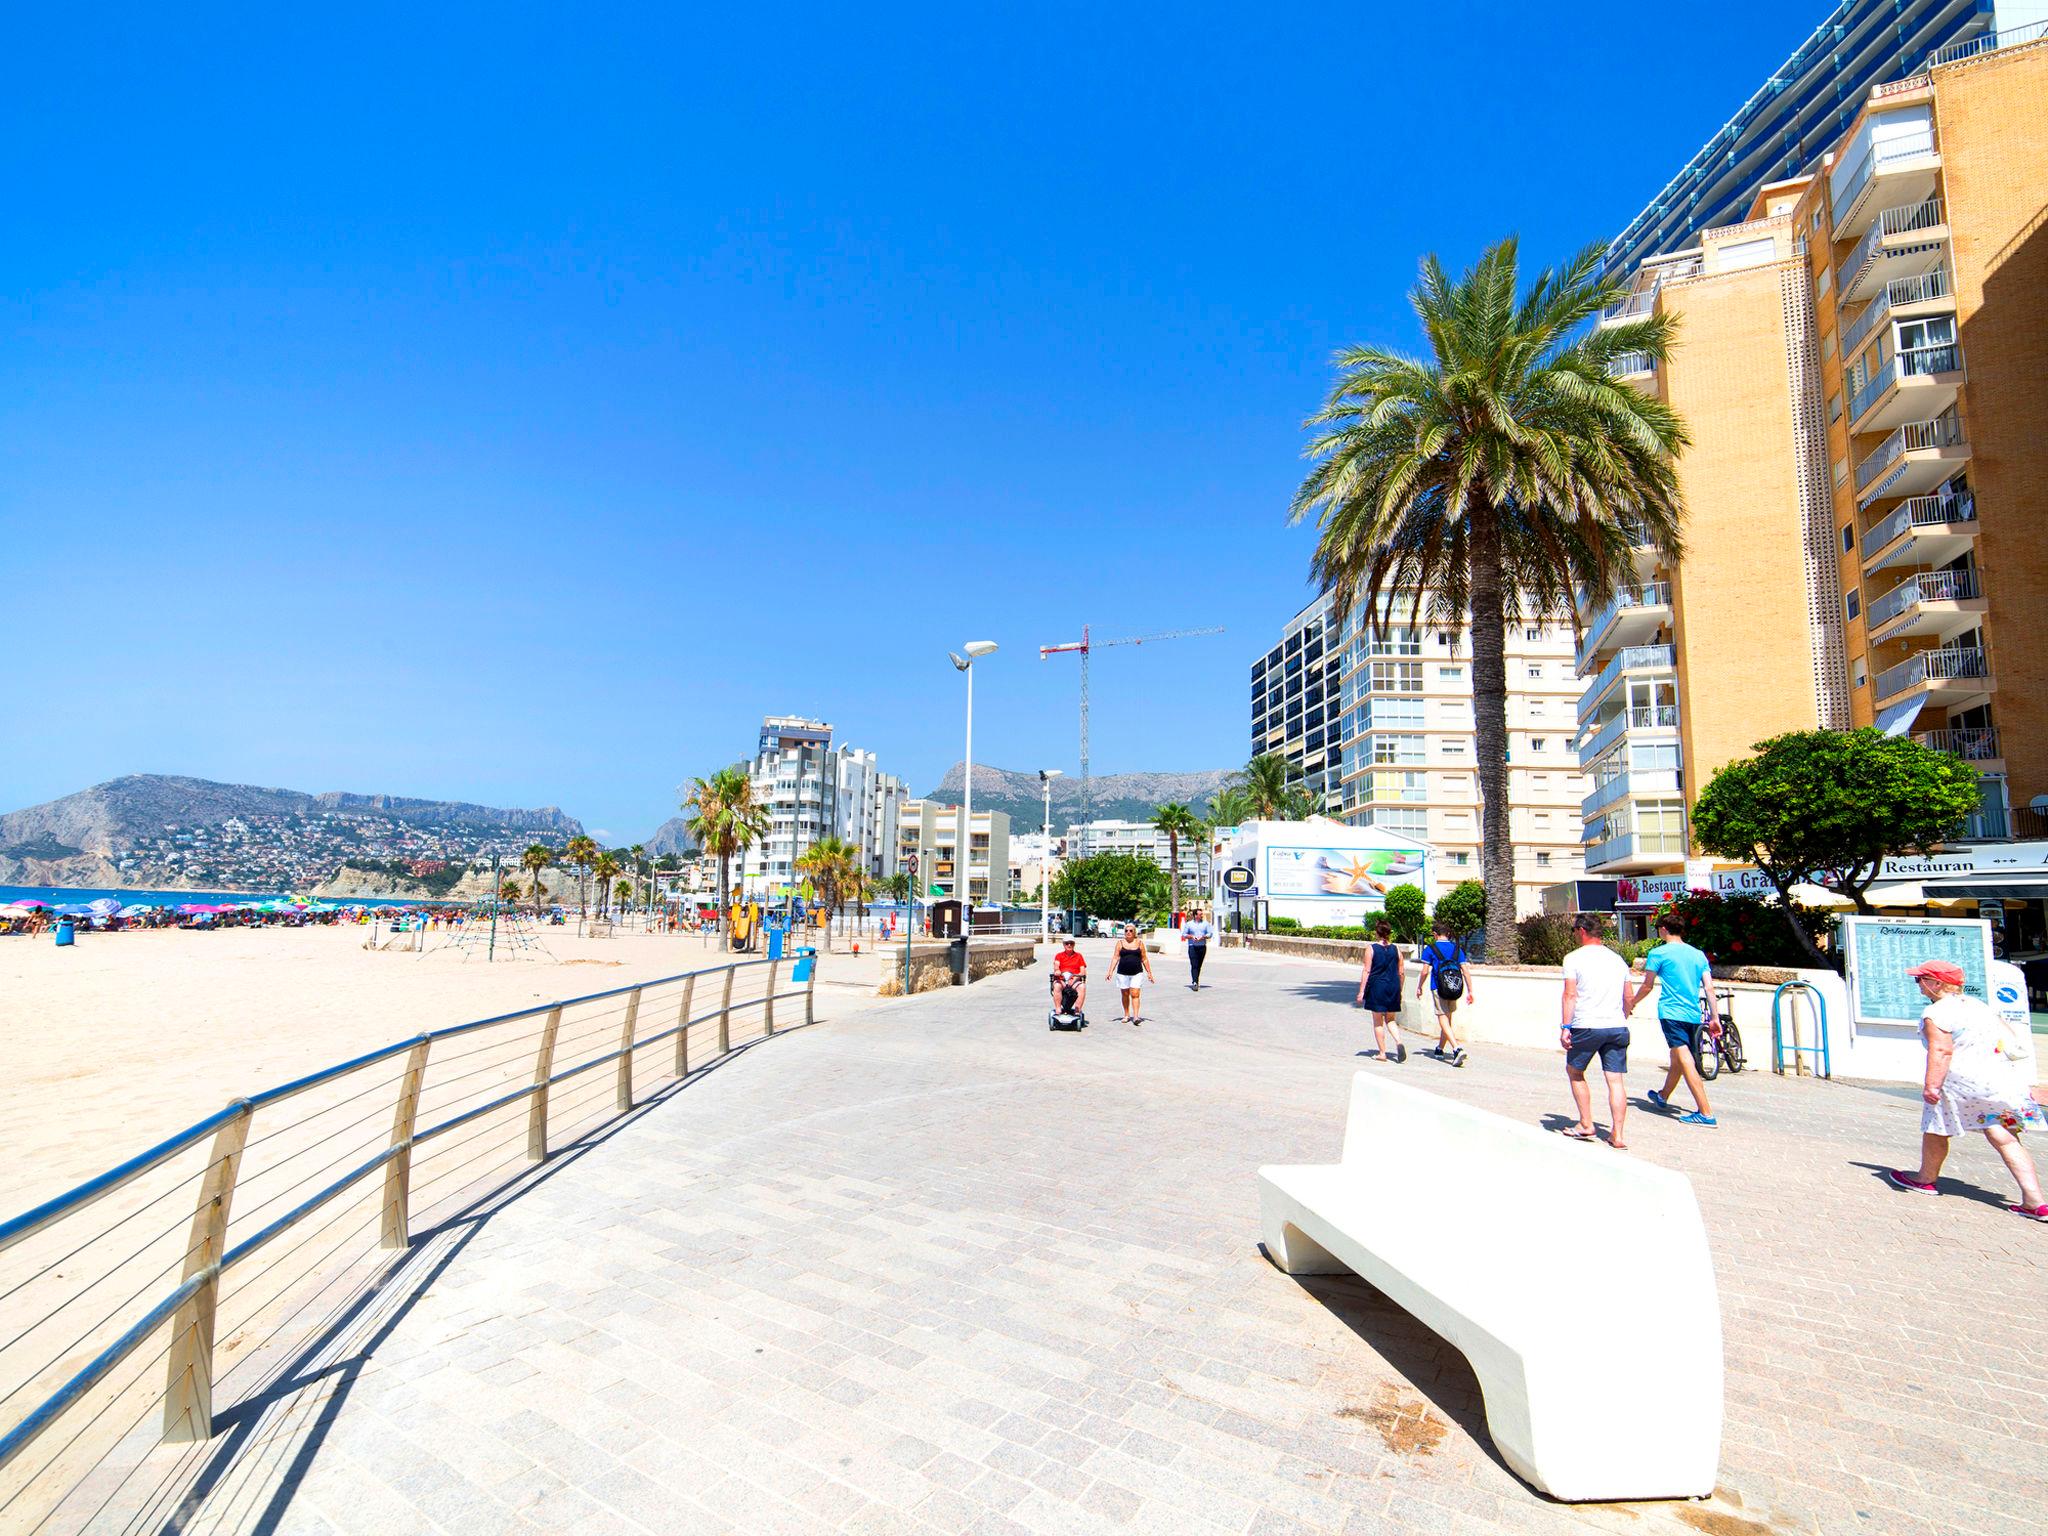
[1038,769,1063,944]
[949,642,998,917]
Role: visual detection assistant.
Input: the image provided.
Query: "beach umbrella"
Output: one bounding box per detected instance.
[86,898,122,915]
[115,904,155,918]
[55,904,96,917]
[10,899,50,910]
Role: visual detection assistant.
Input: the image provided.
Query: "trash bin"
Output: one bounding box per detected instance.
[948,935,968,985]
[767,924,786,961]
[791,945,817,983]
[54,919,76,948]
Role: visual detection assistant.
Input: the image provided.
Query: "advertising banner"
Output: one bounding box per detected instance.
[1265,845,1426,905]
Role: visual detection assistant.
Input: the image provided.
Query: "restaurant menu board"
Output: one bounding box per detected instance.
[1842,916,1993,1026]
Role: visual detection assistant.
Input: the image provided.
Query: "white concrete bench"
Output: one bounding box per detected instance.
[1258,1073,1721,1502]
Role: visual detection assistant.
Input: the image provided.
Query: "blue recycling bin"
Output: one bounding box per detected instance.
[791,946,816,983]
[766,922,787,961]
[54,919,76,947]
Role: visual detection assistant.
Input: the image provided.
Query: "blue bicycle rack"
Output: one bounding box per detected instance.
[1771,980,1830,1078]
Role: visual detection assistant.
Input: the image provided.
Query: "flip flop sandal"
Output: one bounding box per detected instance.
[1558,1126,1598,1142]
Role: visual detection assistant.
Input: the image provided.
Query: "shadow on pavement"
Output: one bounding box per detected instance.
[1285,980,1361,1007]
[1848,1159,2015,1211]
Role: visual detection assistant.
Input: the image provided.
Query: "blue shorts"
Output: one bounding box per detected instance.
[1567,1026,1630,1074]
[1660,1017,1701,1051]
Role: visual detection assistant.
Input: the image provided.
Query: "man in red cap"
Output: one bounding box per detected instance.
[1886,958,2046,1220]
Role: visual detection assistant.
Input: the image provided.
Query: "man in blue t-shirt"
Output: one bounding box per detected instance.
[1625,913,1717,1125]
[1413,918,1475,1067]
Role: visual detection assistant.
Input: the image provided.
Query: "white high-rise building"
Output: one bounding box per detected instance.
[1065,819,1206,891]
[834,748,906,879]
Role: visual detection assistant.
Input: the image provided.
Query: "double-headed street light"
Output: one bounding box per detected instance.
[950,642,998,912]
[1038,769,1063,943]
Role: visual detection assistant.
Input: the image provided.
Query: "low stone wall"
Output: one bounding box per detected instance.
[969,939,1037,981]
[877,938,1040,995]
[1222,933,1374,964]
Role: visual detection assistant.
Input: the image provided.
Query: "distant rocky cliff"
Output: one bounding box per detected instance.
[921,763,1233,827]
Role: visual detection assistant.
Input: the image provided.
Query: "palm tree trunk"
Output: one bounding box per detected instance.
[1469,513,1517,964]
[717,853,730,943]
[1168,833,1180,920]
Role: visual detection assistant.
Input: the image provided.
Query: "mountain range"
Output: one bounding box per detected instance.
[920,763,1233,830]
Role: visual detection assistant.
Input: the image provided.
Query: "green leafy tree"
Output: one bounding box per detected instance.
[1691,727,1981,970]
[683,766,770,941]
[520,843,554,917]
[1230,755,1301,820]
[1290,237,1687,963]
[1052,852,1169,923]
[1151,802,1201,917]
[1383,883,1427,944]
[1431,879,1487,943]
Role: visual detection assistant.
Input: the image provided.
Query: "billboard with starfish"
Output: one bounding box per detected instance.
[1265,845,1427,903]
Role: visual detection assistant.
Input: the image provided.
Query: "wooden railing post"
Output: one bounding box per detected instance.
[806,951,817,1026]
[615,988,642,1113]
[718,966,734,1054]
[765,960,780,1035]
[163,1104,253,1442]
[528,1006,563,1161]
[380,1038,431,1250]
[674,974,696,1078]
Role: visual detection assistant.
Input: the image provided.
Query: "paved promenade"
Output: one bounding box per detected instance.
[109,946,2046,1536]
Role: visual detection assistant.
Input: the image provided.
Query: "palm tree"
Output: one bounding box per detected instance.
[562,835,599,914]
[1281,786,1320,821]
[592,852,622,916]
[1207,785,1254,828]
[1290,237,1686,961]
[1151,802,1201,919]
[796,834,859,950]
[1230,754,1301,820]
[628,844,647,920]
[520,844,554,917]
[684,767,769,943]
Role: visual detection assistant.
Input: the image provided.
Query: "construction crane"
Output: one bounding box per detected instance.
[1039,624,1225,820]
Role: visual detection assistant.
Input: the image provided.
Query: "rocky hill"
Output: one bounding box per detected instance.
[0,774,586,891]
[643,816,697,856]
[921,763,1233,829]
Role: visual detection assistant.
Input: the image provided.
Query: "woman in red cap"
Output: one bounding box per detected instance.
[1887,958,2047,1219]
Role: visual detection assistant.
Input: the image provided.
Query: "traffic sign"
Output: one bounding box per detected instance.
[906,854,919,875]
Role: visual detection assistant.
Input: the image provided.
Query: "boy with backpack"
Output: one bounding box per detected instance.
[1415,918,1474,1067]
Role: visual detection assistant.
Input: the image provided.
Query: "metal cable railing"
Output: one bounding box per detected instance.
[0,952,815,1530]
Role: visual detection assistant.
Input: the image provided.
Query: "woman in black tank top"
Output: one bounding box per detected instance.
[1106,924,1156,1025]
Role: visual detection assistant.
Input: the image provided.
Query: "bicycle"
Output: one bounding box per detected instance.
[1694,1003,1746,1081]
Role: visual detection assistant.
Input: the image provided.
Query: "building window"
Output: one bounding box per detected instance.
[1537,851,1552,867]
[1834,457,1848,488]
[1821,330,1836,362]
[1845,588,1860,623]
[1829,391,1842,424]
[1368,628,1422,657]
[1525,628,1541,642]
[1441,738,1466,756]
[1852,655,1868,690]
[1816,265,1831,299]
[1842,523,1854,553]
[1527,663,1542,680]
[1450,850,1470,866]
[1371,660,1424,693]
[1440,665,1464,681]
[1532,736,1547,752]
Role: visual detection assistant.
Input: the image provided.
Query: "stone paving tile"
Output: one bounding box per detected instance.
[65,950,2048,1534]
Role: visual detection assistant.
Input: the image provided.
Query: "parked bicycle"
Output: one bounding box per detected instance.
[1695,1002,1746,1080]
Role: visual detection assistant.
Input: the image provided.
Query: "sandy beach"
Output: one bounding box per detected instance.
[1,921,891,1213]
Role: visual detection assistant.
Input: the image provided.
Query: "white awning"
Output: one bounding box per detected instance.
[1876,697,1922,738]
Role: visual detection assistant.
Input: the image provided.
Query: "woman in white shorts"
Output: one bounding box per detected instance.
[1885,958,2046,1219]
[1107,923,1155,1025]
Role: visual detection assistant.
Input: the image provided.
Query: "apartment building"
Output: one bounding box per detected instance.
[1582,14,2048,873]
[833,748,906,879]
[1249,596,1343,812]
[738,716,903,893]
[897,800,1012,904]
[1065,819,1206,892]
[1331,600,1589,916]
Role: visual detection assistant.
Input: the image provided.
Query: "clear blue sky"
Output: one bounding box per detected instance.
[3,1,1820,842]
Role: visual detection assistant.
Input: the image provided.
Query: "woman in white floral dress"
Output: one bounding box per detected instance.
[1885,959,2046,1219]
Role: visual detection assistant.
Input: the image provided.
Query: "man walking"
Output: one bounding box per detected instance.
[1414,918,1474,1067]
[1182,907,1213,991]
[1627,914,1717,1127]
[1559,914,1633,1149]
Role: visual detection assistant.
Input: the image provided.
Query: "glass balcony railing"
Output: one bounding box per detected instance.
[1576,583,1672,671]
[1849,343,1961,424]
[1874,645,1989,703]
[1829,125,1938,228]
[1856,411,1964,495]
[1914,727,2000,761]
[1838,196,1945,295]
[1576,703,1679,766]
[1867,568,1979,629]
[1577,645,1676,721]
[1841,269,1950,360]
[1861,489,1975,560]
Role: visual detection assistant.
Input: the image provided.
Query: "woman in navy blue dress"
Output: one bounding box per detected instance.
[1356,918,1406,1062]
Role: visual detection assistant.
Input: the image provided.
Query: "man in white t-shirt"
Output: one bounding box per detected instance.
[1559,913,1635,1149]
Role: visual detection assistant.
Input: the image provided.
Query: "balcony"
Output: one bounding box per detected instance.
[1598,290,1657,328]
[1861,489,1976,572]
[1865,568,1984,642]
[1829,118,1940,237]
[1577,644,1676,723]
[1914,727,2001,763]
[1584,828,1687,874]
[1575,582,1673,673]
[1873,644,1992,707]
[1581,764,1682,821]
[1840,268,1951,361]
[1606,351,1656,382]
[1847,342,1964,434]
[1855,412,1968,506]
[1576,703,1680,768]
[1838,197,1948,303]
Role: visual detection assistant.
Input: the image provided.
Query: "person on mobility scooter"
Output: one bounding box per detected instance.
[1050,936,1089,1029]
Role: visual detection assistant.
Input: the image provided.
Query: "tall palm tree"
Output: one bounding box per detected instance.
[520,843,554,917]
[562,835,599,915]
[592,852,622,917]
[684,767,769,942]
[796,834,858,950]
[1208,785,1254,828]
[1290,237,1686,961]
[1151,802,1200,919]
[1230,754,1300,820]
